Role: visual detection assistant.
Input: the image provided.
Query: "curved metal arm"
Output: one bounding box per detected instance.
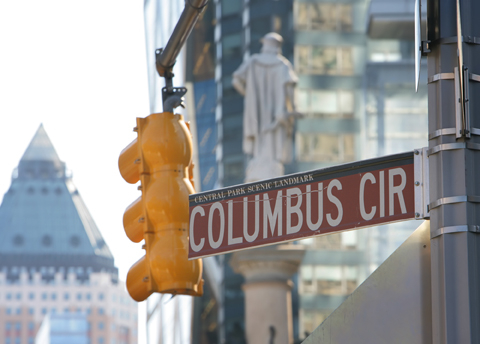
[156,0,209,77]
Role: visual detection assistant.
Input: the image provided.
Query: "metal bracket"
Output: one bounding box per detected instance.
[429,195,480,210]
[414,148,430,219]
[427,142,480,156]
[431,225,480,239]
[427,72,454,84]
[421,40,431,56]
[454,67,471,138]
[156,48,188,112]
[429,127,480,140]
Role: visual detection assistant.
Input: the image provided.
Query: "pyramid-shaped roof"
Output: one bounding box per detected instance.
[0,125,117,279]
[20,123,62,162]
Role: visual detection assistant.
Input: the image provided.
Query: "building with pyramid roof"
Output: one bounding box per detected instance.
[0,125,137,344]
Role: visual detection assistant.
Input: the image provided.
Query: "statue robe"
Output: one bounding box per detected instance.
[233,53,298,181]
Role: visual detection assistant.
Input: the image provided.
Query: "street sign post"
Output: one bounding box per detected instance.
[189,151,416,259]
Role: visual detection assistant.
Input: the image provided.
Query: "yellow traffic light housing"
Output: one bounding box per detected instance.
[119,112,204,302]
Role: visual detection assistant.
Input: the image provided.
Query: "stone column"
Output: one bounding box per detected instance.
[230,245,304,344]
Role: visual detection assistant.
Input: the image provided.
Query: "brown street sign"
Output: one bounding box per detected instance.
[189,152,415,259]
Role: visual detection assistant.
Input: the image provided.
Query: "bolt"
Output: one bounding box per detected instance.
[415,181,420,186]
[414,150,420,155]
[143,276,149,282]
[415,212,420,218]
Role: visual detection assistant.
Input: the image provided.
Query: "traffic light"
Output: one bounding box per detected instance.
[119,111,204,302]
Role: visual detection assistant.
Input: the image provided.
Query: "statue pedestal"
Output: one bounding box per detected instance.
[230,246,304,344]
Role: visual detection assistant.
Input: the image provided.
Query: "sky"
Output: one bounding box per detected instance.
[0,0,161,341]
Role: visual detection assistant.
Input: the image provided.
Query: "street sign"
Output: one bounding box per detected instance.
[189,152,415,259]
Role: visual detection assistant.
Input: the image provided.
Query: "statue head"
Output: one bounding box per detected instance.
[261,32,283,54]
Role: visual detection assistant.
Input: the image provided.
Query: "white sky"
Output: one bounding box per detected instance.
[0,0,154,341]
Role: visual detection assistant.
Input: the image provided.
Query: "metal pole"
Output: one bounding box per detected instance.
[156,0,209,77]
[427,0,480,342]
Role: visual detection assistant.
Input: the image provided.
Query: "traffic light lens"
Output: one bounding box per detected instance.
[119,139,140,184]
[126,256,153,302]
[123,196,144,243]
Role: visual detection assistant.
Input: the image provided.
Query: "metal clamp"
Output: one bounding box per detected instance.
[469,73,480,82]
[430,36,480,46]
[428,72,454,84]
[431,225,480,239]
[414,148,430,219]
[421,41,431,56]
[429,195,480,210]
[427,142,480,156]
[429,128,480,140]
[428,128,457,140]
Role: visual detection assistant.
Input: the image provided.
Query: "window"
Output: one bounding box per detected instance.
[6,308,12,315]
[98,322,104,330]
[296,133,355,162]
[42,308,47,315]
[221,0,241,16]
[16,308,21,315]
[15,322,21,330]
[15,293,21,300]
[98,293,104,301]
[77,293,82,300]
[98,308,104,315]
[297,89,354,116]
[29,308,34,315]
[295,45,353,76]
[64,292,69,300]
[6,293,12,300]
[86,293,91,300]
[28,322,34,330]
[6,322,11,330]
[98,337,104,344]
[42,292,47,300]
[222,33,242,60]
[51,293,56,300]
[28,292,34,300]
[295,3,352,32]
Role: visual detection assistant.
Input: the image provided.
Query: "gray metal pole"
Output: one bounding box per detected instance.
[427,0,480,342]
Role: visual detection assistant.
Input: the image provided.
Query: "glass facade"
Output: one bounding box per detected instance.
[35,314,89,344]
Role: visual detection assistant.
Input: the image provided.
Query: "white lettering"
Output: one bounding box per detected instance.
[189,206,205,252]
[286,188,303,234]
[228,200,242,245]
[243,195,260,243]
[263,191,283,238]
[389,168,407,215]
[327,179,343,227]
[208,202,224,249]
[380,171,385,217]
[306,183,323,231]
[359,173,376,220]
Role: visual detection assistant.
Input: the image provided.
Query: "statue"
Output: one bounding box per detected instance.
[232,32,299,182]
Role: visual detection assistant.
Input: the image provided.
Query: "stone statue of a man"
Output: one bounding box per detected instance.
[232,32,298,182]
